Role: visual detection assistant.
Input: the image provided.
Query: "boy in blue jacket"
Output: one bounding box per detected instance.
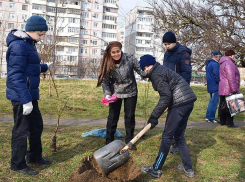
[6,15,53,175]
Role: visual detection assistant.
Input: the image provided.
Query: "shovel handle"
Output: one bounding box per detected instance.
[120,123,151,154]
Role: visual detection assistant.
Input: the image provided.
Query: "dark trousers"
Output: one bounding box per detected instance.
[11,100,43,170]
[106,95,137,144]
[153,102,194,170]
[219,96,234,126]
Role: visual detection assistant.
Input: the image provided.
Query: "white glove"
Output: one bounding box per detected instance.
[47,62,53,69]
[105,95,111,100]
[23,101,33,115]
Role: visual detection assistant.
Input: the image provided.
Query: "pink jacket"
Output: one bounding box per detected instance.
[218,56,240,96]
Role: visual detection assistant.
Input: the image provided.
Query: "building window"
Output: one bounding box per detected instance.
[81,40,88,44]
[68,47,76,53]
[93,31,97,37]
[92,13,99,18]
[68,18,80,24]
[81,48,88,54]
[92,40,97,45]
[67,56,77,62]
[0,2,2,7]
[81,12,89,18]
[8,23,15,29]
[136,39,143,44]
[81,21,89,27]
[10,3,15,8]
[57,46,64,52]
[94,4,99,10]
[22,5,28,11]
[145,40,151,44]
[93,22,98,28]
[9,13,15,19]
[92,49,97,54]
[68,27,79,33]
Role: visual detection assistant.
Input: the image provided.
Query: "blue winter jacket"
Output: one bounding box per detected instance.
[6,30,48,104]
[206,58,220,93]
[163,43,192,84]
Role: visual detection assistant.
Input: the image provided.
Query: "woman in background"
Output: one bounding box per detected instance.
[219,50,240,128]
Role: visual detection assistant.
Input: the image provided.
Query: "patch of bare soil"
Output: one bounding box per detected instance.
[67,156,142,182]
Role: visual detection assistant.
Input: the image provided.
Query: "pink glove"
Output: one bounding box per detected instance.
[102,94,118,106]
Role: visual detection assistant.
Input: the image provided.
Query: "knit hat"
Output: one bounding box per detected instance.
[25,15,48,32]
[162,31,176,43]
[211,51,221,56]
[139,54,156,70]
[225,50,235,56]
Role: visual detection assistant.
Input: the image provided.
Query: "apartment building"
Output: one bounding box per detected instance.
[0,0,119,76]
[124,6,163,63]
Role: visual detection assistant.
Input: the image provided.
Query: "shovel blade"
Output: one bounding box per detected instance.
[93,140,130,174]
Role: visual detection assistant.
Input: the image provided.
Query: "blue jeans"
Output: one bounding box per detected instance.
[205,91,219,121]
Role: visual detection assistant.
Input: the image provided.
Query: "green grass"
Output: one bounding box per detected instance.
[0,78,245,181]
[1,123,245,181]
[0,79,244,121]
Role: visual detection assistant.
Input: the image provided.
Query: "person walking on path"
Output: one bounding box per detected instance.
[6,15,53,176]
[162,31,192,153]
[97,41,146,150]
[139,55,197,178]
[205,51,221,123]
[218,50,240,128]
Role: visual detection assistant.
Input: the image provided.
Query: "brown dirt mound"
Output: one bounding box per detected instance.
[67,156,142,182]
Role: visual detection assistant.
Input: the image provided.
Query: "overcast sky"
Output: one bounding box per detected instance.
[118,0,151,29]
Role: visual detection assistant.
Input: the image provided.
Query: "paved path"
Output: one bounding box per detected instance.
[1,117,245,129]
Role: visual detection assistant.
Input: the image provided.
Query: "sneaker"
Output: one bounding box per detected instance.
[27,158,51,165]
[141,165,162,178]
[206,119,219,123]
[170,147,179,154]
[11,166,38,175]
[205,118,209,122]
[177,165,195,178]
[129,144,137,151]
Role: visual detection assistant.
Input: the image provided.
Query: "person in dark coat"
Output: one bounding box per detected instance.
[6,15,53,175]
[139,55,196,179]
[97,41,146,150]
[162,31,192,154]
[205,51,221,123]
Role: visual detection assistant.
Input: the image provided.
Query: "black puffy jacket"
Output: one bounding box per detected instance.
[147,62,197,119]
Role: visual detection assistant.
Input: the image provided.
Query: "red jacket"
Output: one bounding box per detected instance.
[218,56,240,96]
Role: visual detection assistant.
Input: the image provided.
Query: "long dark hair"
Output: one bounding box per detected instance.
[97,41,122,87]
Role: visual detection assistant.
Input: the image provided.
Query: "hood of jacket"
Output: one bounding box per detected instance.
[168,42,192,55]
[219,56,234,65]
[206,58,218,66]
[6,29,36,47]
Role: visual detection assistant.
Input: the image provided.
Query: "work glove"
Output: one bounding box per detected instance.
[148,116,158,129]
[23,101,33,115]
[106,95,114,104]
[46,62,53,69]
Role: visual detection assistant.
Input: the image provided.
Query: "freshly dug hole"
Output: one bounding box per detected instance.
[67,156,142,182]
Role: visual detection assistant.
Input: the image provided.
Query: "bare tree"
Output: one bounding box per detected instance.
[0,7,9,78]
[147,0,245,69]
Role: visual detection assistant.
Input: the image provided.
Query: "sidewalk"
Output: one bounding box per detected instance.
[1,117,244,128]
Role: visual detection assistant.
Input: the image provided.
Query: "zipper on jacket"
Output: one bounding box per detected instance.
[26,77,30,89]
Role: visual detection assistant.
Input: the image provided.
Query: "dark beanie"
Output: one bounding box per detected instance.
[162,31,176,43]
[139,54,156,70]
[25,15,48,32]
[225,50,235,56]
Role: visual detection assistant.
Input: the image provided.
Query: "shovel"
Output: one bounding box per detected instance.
[93,123,151,174]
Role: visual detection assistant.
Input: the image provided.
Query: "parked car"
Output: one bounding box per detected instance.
[190,81,204,85]
[54,75,70,79]
[71,76,83,79]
